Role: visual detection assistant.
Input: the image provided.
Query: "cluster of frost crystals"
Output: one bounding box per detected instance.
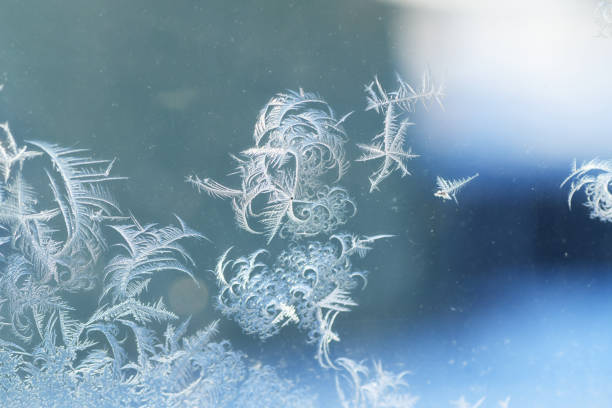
[562,159,612,222]
[188,89,356,243]
[0,120,315,407]
[335,358,419,408]
[214,233,390,368]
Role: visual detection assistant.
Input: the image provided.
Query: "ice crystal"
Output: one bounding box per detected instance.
[335,357,419,408]
[101,214,205,302]
[356,105,419,192]
[359,71,443,192]
[434,173,479,204]
[562,158,612,222]
[188,89,356,242]
[0,122,40,183]
[0,129,125,288]
[365,71,444,115]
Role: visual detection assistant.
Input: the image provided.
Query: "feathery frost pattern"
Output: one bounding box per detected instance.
[359,71,444,192]
[365,71,444,114]
[434,173,479,204]
[335,358,418,408]
[188,89,356,243]
[336,357,510,408]
[102,215,205,302]
[0,126,124,289]
[0,78,509,406]
[562,159,612,222]
[0,117,315,407]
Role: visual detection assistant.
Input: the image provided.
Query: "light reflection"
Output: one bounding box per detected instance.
[383,0,612,165]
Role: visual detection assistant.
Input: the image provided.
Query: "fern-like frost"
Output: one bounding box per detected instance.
[102,215,205,302]
[434,173,479,204]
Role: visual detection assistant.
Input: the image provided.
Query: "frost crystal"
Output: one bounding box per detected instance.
[359,71,443,192]
[335,358,418,408]
[188,89,356,242]
[562,159,612,222]
[434,173,479,204]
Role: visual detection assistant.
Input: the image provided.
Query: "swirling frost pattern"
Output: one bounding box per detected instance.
[188,89,356,243]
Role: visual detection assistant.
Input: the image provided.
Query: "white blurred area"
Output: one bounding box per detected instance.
[383,0,612,167]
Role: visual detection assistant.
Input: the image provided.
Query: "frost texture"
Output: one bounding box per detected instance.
[214,234,390,368]
[561,159,612,222]
[358,72,443,192]
[335,358,419,408]
[336,357,511,408]
[0,319,315,408]
[188,89,356,243]
[450,396,511,408]
[0,122,315,407]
